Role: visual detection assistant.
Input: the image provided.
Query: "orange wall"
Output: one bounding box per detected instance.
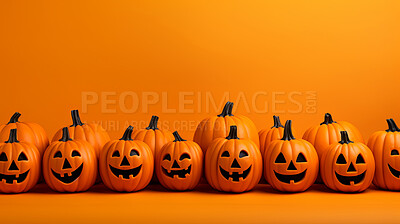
[0,1,399,141]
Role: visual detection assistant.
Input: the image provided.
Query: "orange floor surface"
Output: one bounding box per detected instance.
[1,183,399,224]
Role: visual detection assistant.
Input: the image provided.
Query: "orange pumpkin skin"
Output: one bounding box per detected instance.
[44,127,97,192]
[100,126,154,192]
[264,120,318,192]
[0,112,49,158]
[156,131,203,191]
[321,131,375,192]
[205,126,262,193]
[303,113,364,159]
[51,110,110,158]
[194,102,259,154]
[0,129,40,193]
[367,119,400,190]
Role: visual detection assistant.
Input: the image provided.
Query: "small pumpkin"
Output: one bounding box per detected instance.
[368,118,400,190]
[99,126,154,192]
[264,120,318,192]
[205,125,262,193]
[44,127,97,192]
[52,110,110,158]
[320,131,374,192]
[0,129,40,193]
[156,131,203,191]
[0,112,49,158]
[194,101,259,153]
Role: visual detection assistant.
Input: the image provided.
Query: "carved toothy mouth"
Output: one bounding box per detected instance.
[219,166,251,182]
[388,164,400,178]
[162,165,191,178]
[335,171,366,185]
[274,169,307,184]
[51,164,83,184]
[109,164,142,179]
[0,170,29,184]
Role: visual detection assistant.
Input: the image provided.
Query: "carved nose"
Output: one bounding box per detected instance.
[287,161,297,170]
[8,160,19,171]
[172,160,180,168]
[347,162,357,172]
[231,159,241,168]
[120,156,130,166]
[62,158,72,169]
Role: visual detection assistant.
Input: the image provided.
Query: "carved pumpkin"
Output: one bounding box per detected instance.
[0,129,40,193]
[52,110,110,158]
[205,125,262,193]
[194,101,259,153]
[368,118,400,190]
[99,126,154,192]
[156,131,203,191]
[0,112,49,158]
[320,131,375,192]
[264,120,318,192]
[43,127,97,192]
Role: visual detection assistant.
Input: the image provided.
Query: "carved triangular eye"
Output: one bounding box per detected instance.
[53,151,62,158]
[221,151,230,157]
[336,154,347,164]
[18,152,28,161]
[163,154,171,161]
[391,149,399,156]
[356,154,365,164]
[296,153,307,162]
[0,152,8,161]
[275,153,286,163]
[112,151,120,157]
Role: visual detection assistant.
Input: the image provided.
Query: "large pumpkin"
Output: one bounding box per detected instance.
[368,118,400,190]
[205,125,262,193]
[264,120,318,192]
[0,112,49,158]
[0,129,40,193]
[44,127,97,192]
[194,101,259,153]
[99,126,154,192]
[320,131,374,192]
[52,110,110,158]
[156,131,203,191]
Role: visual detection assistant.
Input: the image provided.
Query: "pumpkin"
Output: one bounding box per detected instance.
[99,126,154,192]
[264,120,318,192]
[194,101,259,153]
[52,110,110,158]
[0,129,40,193]
[320,131,375,192]
[0,112,49,158]
[367,118,400,190]
[205,125,262,193]
[156,131,203,191]
[43,127,97,192]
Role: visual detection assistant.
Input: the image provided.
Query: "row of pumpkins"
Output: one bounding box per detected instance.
[0,102,397,193]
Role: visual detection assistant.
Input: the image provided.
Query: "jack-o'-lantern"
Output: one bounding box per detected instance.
[0,129,40,193]
[100,126,153,192]
[368,118,400,190]
[156,131,203,191]
[194,101,259,153]
[205,125,262,193]
[43,127,97,192]
[320,131,374,192]
[264,120,318,192]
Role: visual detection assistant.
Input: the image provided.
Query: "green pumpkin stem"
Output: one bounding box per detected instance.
[5,129,19,143]
[320,113,336,125]
[226,125,239,140]
[173,131,186,142]
[146,116,159,130]
[59,127,73,142]
[120,126,134,141]
[8,112,21,124]
[386,119,400,132]
[339,131,353,144]
[272,115,284,128]
[70,110,84,127]
[281,120,295,141]
[218,101,234,117]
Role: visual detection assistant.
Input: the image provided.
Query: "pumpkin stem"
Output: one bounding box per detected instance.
[320,113,336,125]
[226,125,239,140]
[120,126,134,141]
[8,112,21,124]
[59,127,72,142]
[386,119,400,132]
[173,131,186,142]
[146,116,159,130]
[281,120,295,141]
[70,110,84,127]
[339,131,353,144]
[218,101,234,117]
[5,129,19,143]
[272,115,284,128]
